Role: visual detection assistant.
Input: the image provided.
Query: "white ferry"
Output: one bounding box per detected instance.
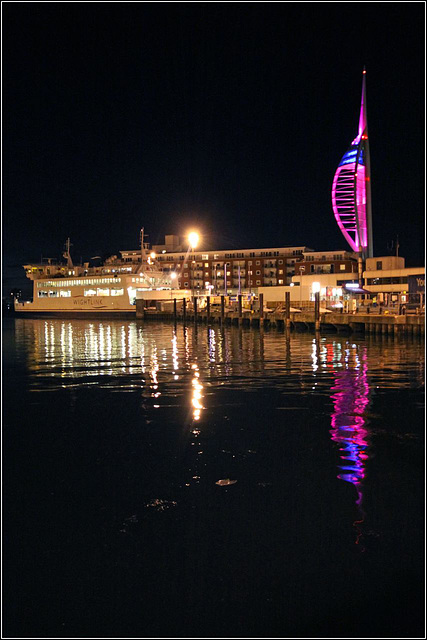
[14,231,176,316]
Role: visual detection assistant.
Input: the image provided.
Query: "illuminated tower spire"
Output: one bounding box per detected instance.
[332,68,373,259]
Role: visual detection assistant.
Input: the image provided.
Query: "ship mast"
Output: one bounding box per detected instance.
[63,238,73,268]
[140,228,146,263]
[135,228,149,274]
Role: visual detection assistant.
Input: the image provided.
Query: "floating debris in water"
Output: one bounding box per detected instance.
[124,514,138,523]
[215,479,237,486]
[145,499,177,511]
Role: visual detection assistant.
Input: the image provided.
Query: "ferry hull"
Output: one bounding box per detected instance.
[13,308,135,318]
[14,272,177,317]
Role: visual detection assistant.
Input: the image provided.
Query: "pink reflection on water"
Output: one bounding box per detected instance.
[329,345,370,547]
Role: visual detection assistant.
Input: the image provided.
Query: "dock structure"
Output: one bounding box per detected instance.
[136,299,424,337]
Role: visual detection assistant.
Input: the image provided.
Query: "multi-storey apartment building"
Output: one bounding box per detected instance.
[294,250,359,277]
[120,240,312,292]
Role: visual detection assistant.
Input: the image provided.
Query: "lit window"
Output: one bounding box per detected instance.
[97,288,109,296]
[278,279,283,285]
[111,288,124,296]
[340,264,346,271]
[48,291,58,297]
[84,289,97,296]
[60,290,71,297]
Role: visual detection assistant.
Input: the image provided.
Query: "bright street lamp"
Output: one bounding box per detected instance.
[188,231,199,249]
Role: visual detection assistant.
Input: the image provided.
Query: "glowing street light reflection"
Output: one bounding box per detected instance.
[191,363,204,421]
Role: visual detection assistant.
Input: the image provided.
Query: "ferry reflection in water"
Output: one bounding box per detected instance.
[327,340,370,546]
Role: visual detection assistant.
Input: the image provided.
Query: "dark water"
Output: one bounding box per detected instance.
[3,317,425,638]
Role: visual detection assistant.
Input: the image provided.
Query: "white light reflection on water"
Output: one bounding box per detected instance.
[172,331,179,379]
[15,319,425,393]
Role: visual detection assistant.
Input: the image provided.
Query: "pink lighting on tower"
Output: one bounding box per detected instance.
[332,68,373,258]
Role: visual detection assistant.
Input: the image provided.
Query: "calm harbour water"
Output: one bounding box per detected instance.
[3,317,425,638]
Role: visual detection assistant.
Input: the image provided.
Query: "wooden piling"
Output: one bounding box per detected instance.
[314,292,320,331]
[220,295,225,324]
[285,291,291,331]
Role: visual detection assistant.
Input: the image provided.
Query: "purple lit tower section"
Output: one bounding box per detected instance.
[332,68,373,259]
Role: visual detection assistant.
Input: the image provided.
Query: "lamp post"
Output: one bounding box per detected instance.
[170,271,177,300]
[191,260,195,302]
[299,265,305,309]
[188,231,199,308]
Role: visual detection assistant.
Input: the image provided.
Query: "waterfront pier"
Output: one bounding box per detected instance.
[136,299,425,336]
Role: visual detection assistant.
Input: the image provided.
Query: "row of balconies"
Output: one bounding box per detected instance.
[178,277,289,286]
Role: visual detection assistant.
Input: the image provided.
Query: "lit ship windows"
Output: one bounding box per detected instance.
[38,291,48,297]
[60,290,71,297]
[84,289,97,296]
[48,291,58,297]
[97,288,109,296]
[111,288,124,296]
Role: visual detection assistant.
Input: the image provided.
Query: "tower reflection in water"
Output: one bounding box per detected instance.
[328,341,370,546]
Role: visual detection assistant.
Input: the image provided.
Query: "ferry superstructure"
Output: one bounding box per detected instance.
[14,232,175,316]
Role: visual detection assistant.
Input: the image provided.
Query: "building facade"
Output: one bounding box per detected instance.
[121,242,312,292]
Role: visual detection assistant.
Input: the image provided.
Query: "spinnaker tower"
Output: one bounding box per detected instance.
[332,68,373,281]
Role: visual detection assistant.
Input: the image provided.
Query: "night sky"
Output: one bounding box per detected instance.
[3,3,425,292]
